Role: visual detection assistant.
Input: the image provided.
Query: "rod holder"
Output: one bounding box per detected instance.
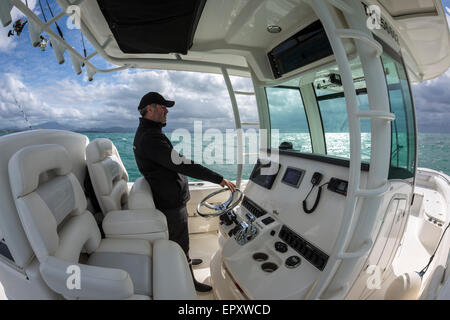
[0,0,13,27]
[86,64,96,81]
[69,51,82,75]
[28,19,43,47]
[50,37,66,64]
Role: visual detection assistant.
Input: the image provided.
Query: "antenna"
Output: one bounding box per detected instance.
[13,97,33,130]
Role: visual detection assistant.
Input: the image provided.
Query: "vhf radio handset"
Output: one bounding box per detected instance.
[311,172,323,186]
[302,172,324,214]
[302,173,349,214]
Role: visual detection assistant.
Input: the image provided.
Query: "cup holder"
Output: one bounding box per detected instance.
[253,252,269,262]
[261,262,278,273]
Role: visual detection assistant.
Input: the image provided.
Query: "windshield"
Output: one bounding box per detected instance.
[266,56,371,162]
[265,45,416,177]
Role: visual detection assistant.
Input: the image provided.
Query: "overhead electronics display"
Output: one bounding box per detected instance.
[281,167,305,188]
[268,20,333,79]
[249,159,281,190]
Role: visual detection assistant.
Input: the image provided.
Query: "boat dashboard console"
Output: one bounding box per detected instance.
[212,153,369,299]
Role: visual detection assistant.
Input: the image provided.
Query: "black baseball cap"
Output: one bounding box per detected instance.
[138,92,175,111]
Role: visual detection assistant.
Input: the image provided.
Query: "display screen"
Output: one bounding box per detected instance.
[268,20,333,79]
[337,181,347,192]
[281,167,305,188]
[249,159,281,190]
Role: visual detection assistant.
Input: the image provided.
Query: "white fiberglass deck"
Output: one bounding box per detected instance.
[0,282,5,300]
[190,232,220,300]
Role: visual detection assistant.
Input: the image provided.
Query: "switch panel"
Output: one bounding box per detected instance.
[279,225,329,271]
[242,197,267,218]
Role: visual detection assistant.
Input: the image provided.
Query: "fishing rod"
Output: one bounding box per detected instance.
[80,31,87,65]
[38,0,48,22]
[45,0,64,39]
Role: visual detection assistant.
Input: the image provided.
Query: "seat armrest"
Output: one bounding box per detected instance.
[152,240,197,300]
[128,177,156,210]
[40,256,134,300]
[103,209,168,236]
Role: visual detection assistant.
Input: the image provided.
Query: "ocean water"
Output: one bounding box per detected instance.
[84,132,450,182]
[84,132,259,182]
[1,131,449,181]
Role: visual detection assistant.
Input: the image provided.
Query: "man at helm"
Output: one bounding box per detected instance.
[133,92,236,293]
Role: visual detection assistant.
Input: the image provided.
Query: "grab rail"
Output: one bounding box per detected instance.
[338,239,373,259]
[307,0,390,300]
[335,29,383,57]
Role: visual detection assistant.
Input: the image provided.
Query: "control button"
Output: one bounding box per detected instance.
[270,230,276,237]
[310,254,318,266]
[275,241,288,253]
[285,256,301,269]
[292,239,300,250]
[315,257,325,270]
[304,248,313,259]
[285,234,291,243]
[262,217,275,225]
[300,245,307,255]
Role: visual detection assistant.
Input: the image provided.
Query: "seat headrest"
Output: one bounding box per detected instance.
[8,144,72,198]
[86,139,114,163]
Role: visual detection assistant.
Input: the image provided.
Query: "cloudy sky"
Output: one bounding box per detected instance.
[0,0,449,133]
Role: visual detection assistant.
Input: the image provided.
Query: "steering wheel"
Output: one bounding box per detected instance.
[196,188,243,218]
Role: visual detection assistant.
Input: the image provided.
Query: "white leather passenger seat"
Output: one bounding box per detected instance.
[86,138,168,241]
[8,144,196,300]
[86,138,154,212]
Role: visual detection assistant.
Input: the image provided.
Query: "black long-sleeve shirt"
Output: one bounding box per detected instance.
[133,118,223,209]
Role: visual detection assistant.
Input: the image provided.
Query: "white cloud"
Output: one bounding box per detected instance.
[411,68,450,132]
[0,73,59,128]
[0,69,257,130]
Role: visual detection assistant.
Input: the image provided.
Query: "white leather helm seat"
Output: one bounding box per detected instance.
[8,144,196,300]
[86,138,168,241]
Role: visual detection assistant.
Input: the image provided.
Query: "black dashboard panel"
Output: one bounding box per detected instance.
[249,159,281,190]
[279,225,329,271]
[241,196,267,218]
[268,20,333,79]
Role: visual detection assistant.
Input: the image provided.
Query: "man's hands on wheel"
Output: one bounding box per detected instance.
[220,179,236,192]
